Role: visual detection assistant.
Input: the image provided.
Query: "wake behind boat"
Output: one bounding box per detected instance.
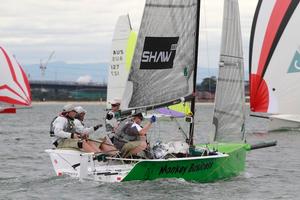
[45,0,276,183]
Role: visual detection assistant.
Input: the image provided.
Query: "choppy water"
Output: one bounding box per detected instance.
[0,103,299,200]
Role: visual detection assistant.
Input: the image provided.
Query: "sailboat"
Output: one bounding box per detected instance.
[0,46,32,113]
[107,14,137,109]
[249,0,300,131]
[45,0,275,183]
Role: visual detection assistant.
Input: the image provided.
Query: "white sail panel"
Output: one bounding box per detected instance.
[263,3,300,114]
[107,15,134,108]
[250,0,276,75]
[250,0,300,114]
[122,0,198,109]
[213,0,245,142]
[0,46,31,107]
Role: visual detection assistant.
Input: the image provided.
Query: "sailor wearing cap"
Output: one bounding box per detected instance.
[50,104,100,152]
[105,99,121,133]
[74,106,102,138]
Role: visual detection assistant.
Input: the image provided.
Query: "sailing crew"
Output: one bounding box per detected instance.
[50,104,100,153]
[74,106,118,155]
[105,99,121,133]
[74,106,102,138]
[113,112,156,158]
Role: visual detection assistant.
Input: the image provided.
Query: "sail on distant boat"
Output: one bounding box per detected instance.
[0,46,31,113]
[107,14,137,109]
[213,0,245,142]
[249,0,300,130]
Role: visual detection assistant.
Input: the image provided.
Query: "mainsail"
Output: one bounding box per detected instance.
[121,0,198,110]
[107,15,137,108]
[213,0,245,142]
[249,0,300,115]
[0,46,31,112]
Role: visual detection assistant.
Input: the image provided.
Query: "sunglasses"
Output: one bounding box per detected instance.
[111,104,120,107]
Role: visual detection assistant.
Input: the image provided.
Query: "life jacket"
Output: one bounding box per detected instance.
[50,116,58,137]
[65,116,76,133]
[105,111,118,132]
[50,115,76,137]
[114,119,139,142]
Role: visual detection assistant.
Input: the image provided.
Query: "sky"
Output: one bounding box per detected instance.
[0,0,258,81]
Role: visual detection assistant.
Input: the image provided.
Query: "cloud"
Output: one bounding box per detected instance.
[76,75,92,84]
[0,0,257,67]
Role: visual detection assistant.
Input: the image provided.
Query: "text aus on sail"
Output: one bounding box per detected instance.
[140,37,179,69]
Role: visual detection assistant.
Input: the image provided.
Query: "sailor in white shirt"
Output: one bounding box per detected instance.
[50,104,100,153]
[74,106,102,138]
[74,106,118,155]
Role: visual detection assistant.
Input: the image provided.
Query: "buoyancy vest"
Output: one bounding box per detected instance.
[105,110,121,132]
[65,116,76,133]
[115,119,139,142]
[50,115,76,137]
[50,116,58,137]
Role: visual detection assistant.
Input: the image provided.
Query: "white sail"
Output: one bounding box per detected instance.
[213,0,245,142]
[107,15,136,109]
[250,0,300,115]
[121,0,198,110]
[0,46,31,112]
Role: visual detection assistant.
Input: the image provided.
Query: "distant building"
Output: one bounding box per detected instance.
[30,80,106,101]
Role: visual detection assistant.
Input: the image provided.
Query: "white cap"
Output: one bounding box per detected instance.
[63,104,77,112]
[74,106,87,114]
[109,98,121,105]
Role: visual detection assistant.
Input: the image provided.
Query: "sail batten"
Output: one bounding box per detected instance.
[121,0,198,110]
[213,0,245,142]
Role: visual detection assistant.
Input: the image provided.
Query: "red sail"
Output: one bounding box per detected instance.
[0,46,31,110]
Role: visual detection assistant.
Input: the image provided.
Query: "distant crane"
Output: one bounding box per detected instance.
[40,51,55,78]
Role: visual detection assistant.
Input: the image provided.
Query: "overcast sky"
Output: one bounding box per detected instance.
[0,0,258,69]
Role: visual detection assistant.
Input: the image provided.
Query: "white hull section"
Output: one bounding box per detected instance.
[269,114,300,131]
[45,148,228,183]
[45,149,134,182]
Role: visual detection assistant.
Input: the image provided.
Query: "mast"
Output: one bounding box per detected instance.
[188,0,201,146]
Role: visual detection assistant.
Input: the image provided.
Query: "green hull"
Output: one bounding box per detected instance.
[122,143,248,182]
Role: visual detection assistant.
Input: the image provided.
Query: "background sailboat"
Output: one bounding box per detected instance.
[0,46,31,114]
[249,0,300,131]
[213,0,245,142]
[107,14,137,109]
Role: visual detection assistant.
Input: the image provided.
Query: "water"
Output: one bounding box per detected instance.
[0,103,299,200]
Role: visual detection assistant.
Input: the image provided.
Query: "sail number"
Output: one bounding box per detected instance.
[111,64,119,76]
